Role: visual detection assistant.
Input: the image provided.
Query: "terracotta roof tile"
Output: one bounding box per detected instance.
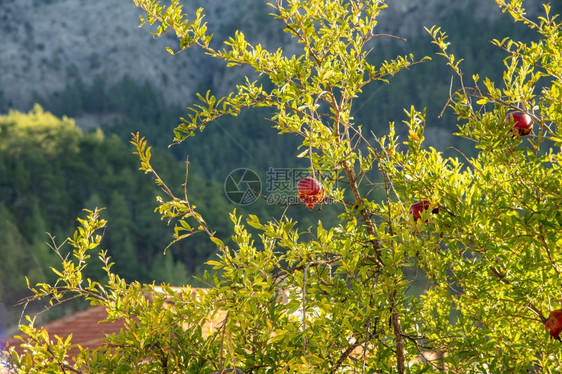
[2,305,124,360]
[0,288,226,366]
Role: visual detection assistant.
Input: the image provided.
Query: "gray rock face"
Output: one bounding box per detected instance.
[0,0,545,111]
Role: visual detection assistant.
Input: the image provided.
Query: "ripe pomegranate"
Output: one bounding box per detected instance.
[297,177,324,209]
[409,200,439,222]
[506,111,533,137]
[545,309,562,341]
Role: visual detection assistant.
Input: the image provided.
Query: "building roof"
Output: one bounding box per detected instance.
[0,287,227,371]
[1,305,125,360]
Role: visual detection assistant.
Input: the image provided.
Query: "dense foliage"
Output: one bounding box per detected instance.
[3,0,562,373]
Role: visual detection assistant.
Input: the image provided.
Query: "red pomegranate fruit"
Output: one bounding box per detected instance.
[297,177,325,209]
[410,200,439,222]
[506,111,533,137]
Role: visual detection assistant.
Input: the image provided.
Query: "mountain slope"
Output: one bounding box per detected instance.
[0,0,546,114]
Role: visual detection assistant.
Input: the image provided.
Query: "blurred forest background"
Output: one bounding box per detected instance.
[1,0,559,335]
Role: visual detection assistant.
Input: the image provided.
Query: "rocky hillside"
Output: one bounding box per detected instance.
[0,0,546,119]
